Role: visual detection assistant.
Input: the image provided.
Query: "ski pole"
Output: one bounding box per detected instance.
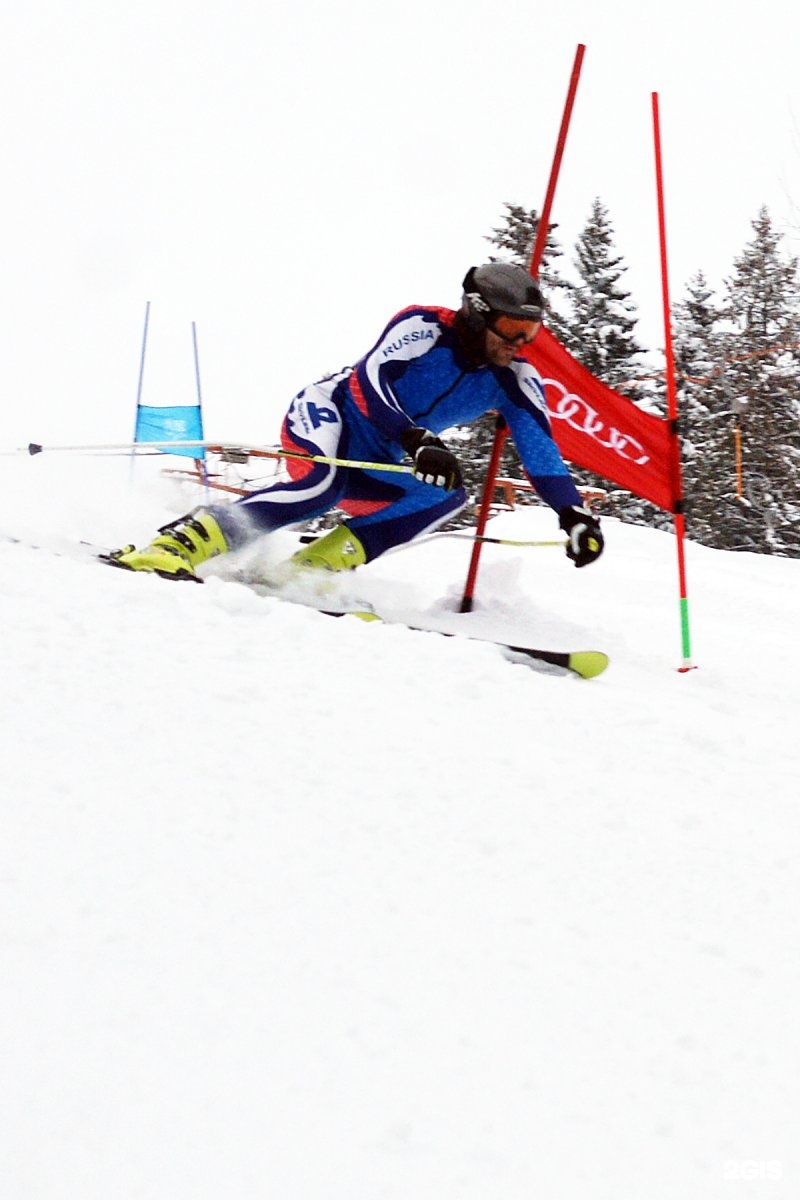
[212,446,413,476]
[10,440,414,476]
[442,533,565,548]
[300,531,566,550]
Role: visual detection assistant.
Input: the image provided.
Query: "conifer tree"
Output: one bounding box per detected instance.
[715,206,800,553]
[671,272,734,545]
[567,198,648,397]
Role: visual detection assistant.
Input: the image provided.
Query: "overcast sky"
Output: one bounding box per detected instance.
[2,0,799,450]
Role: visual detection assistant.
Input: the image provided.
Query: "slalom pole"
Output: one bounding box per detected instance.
[652,92,694,671]
[134,301,150,425]
[459,42,586,612]
[530,45,586,280]
[131,300,150,480]
[459,414,510,610]
[191,322,203,413]
[191,321,210,497]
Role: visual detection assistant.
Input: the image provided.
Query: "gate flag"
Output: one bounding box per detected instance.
[134,404,206,459]
[525,326,679,513]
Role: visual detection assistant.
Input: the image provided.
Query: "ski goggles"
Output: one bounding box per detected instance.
[488,312,543,346]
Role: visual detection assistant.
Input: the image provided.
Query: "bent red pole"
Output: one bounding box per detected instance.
[652,92,694,671]
[459,43,586,612]
[530,45,586,278]
[458,415,510,609]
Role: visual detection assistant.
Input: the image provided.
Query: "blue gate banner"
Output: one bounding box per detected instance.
[134,404,205,458]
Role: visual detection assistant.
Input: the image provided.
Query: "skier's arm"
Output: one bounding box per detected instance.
[499,361,604,567]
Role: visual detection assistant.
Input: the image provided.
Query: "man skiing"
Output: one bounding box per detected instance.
[109,263,604,581]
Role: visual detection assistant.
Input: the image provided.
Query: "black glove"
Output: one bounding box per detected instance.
[558,505,604,568]
[400,427,463,491]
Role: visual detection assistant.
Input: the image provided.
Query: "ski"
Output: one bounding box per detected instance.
[230,575,608,678]
[1,531,608,679]
[0,531,107,563]
[298,607,608,679]
[477,642,607,679]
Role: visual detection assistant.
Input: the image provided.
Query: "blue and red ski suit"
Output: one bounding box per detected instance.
[220,305,583,561]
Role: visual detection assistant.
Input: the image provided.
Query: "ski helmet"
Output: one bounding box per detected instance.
[462,263,544,330]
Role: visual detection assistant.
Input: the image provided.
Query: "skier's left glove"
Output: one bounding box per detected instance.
[558,505,604,568]
[400,427,463,491]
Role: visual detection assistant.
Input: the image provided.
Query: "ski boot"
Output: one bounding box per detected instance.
[289,523,367,572]
[263,523,368,601]
[105,509,228,581]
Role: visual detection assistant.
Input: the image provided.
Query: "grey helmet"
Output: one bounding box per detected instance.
[462,263,544,330]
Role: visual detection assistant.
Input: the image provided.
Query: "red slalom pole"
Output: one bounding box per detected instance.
[530,45,585,278]
[459,43,586,612]
[652,92,694,671]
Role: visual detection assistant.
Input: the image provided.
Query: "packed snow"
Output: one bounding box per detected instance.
[2,454,799,1199]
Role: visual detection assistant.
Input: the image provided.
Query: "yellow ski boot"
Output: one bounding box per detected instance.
[264,523,368,604]
[106,509,228,581]
[284,523,377,618]
[289,523,367,572]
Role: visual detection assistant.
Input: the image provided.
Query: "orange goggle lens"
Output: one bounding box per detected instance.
[490,314,542,344]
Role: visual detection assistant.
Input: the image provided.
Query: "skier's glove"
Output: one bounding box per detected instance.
[558,505,604,568]
[400,427,463,491]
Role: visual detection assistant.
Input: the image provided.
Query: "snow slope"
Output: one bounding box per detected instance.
[2,456,799,1199]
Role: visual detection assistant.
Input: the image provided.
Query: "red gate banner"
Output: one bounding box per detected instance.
[525,326,679,512]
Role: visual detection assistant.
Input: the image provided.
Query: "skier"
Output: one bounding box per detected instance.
[108,263,604,581]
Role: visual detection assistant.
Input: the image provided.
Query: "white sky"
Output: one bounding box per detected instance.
[2,0,800,448]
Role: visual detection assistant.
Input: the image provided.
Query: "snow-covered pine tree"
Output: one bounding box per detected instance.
[671,272,737,546]
[714,206,800,554]
[567,197,648,395]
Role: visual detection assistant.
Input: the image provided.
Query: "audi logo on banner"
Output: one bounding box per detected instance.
[543,379,651,466]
